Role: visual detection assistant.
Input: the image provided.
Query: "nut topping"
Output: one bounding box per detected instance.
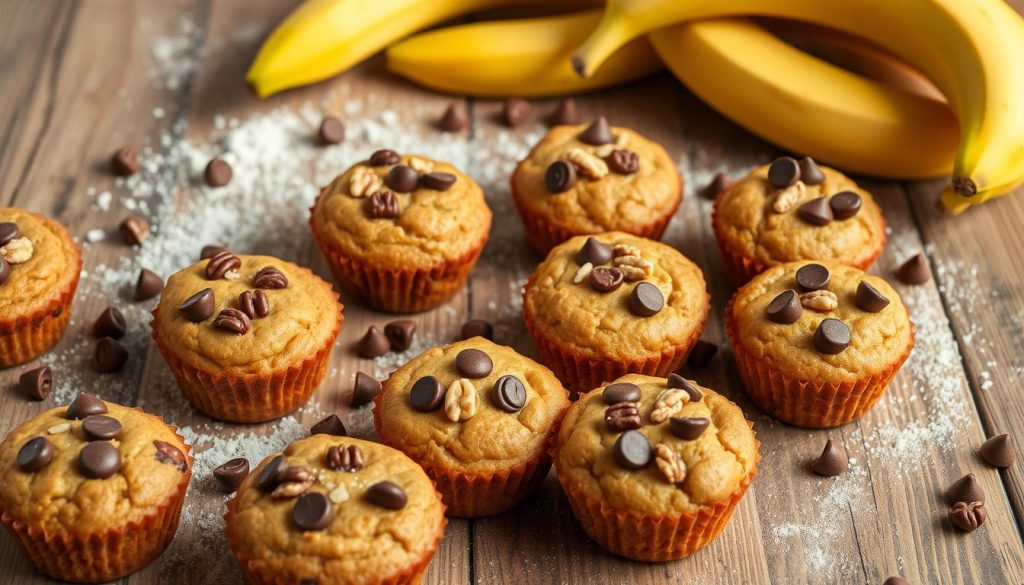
[605,402,642,432]
[349,166,383,197]
[654,443,687,484]
[1,237,33,264]
[563,147,608,179]
[270,465,315,499]
[444,378,477,422]
[650,388,690,423]
[573,262,594,284]
[799,290,839,312]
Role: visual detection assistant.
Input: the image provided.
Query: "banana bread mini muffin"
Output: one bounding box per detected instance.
[523,232,709,394]
[0,208,82,367]
[0,395,191,582]
[374,337,570,517]
[151,253,342,423]
[712,156,887,285]
[511,117,682,254]
[554,374,758,561]
[310,151,492,313]
[726,260,914,427]
[226,435,446,585]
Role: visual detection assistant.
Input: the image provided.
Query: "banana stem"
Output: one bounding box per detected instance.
[573,7,632,78]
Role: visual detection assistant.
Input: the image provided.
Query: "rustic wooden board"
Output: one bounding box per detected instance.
[0,1,1022,584]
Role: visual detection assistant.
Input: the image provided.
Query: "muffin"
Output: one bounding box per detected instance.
[310,151,491,313]
[554,374,758,561]
[0,208,82,367]
[0,395,191,582]
[225,435,446,585]
[151,253,342,422]
[523,232,709,394]
[511,118,682,255]
[725,260,914,427]
[712,156,887,285]
[373,337,570,517]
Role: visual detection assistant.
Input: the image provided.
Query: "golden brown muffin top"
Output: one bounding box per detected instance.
[311,153,492,270]
[375,338,570,474]
[730,260,914,383]
[152,254,341,376]
[512,122,681,235]
[0,208,81,322]
[523,232,709,360]
[226,435,445,585]
[713,163,886,267]
[0,399,190,534]
[555,374,757,516]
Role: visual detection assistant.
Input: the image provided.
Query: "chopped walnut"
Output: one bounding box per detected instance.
[2,237,33,264]
[563,148,608,179]
[47,422,71,435]
[444,378,477,422]
[773,181,807,213]
[654,444,687,484]
[593,143,617,158]
[349,165,383,197]
[800,290,839,312]
[614,255,653,281]
[329,484,350,504]
[573,262,594,284]
[650,388,690,423]
[408,156,433,174]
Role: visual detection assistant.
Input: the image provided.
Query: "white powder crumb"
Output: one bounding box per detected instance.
[86,229,106,243]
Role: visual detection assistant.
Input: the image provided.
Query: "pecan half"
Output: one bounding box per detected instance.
[270,465,315,499]
[253,266,288,289]
[205,250,241,280]
[326,444,365,472]
[213,308,250,334]
[238,290,270,319]
[605,402,642,432]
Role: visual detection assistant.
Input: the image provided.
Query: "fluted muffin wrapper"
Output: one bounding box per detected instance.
[151,301,342,423]
[553,427,759,562]
[510,166,682,256]
[0,423,192,583]
[0,248,81,367]
[724,294,914,428]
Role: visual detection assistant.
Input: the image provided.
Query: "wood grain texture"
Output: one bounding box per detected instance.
[0,1,1021,584]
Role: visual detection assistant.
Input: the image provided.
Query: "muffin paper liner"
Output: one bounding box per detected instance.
[553,425,759,561]
[0,424,192,582]
[724,294,914,428]
[151,300,342,423]
[710,194,886,286]
[309,196,488,314]
[510,165,682,256]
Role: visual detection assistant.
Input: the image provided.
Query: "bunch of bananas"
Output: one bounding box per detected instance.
[247,0,1024,213]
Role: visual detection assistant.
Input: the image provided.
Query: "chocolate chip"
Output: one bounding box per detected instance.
[883,578,909,585]
[67,393,107,419]
[204,158,233,187]
[154,440,188,471]
[206,250,241,280]
[82,414,122,441]
[257,456,285,492]
[385,165,419,193]
[493,375,527,413]
[576,236,613,266]
[629,282,664,317]
[829,191,862,220]
[119,215,149,245]
[439,102,469,132]
[292,492,335,531]
[795,263,830,291]
[980,434,1014,468]
[368,191,400,219]
[383,320,416,353]
[213,458,249,492]
[366,480,408,510]
[603,383,641,404]
[797,197,834,226]
[814,318,851,354]
[410,376,445,412]
[19,366,52,401]
[318,116,345,145]
[613,430,652,470]
[214,308,250,335]
[811,439,848,476]
[368,149,401,166]
[579,116,613,145]
[420,172,457,191]
[855,281,890,313]
[351,372,382,407]
[589,266,623,292]
[461,319,493,341]
[669,417,710,441]
[253,266,289,289]
[700,172,731,200]
[179,288,215,322]
[135,268,164,301]
[947,473,985,505]
[686,340,718,369]
[93,307,126,339]
[357,326,390,358]
[200,244,228,260]
[0,257,10,285]
[94,337,128,372]
[110,147,140,176]
[949,501,986,532]
[79,442,121,479]
[17,437,53,472]
[767,156,801,188]
[798,156,825,185]
[545,160,577,192]
[766,289,802,324]
[896,253,930,284]
[455,348,493,378]
[667,373,702,402]
[310,414,347,437]
[606,149,639,174]
[0,222,20,247]
[548,98,578,126]
[502,98,530,127]
[327,444,365,472]
[605,402,642,432]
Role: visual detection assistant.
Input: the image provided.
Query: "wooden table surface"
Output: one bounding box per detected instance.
[2,1,1023,584]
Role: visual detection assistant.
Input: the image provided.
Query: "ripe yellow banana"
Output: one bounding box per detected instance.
[385,11,661,97]
[573,0,1024,213]
[649,19,958,178]
[247,0,599,97]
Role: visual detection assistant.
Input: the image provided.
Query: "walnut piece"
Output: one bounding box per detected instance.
[650,388,690,423]
[773,181,807,213]
[800,290,839,312]
[573,262,594,284]
[408,156,433,174]
[444,378,478,422]
[654,443,687,484]
[563,148,608,179]
[2,237,33,264]
[349,165,383,198]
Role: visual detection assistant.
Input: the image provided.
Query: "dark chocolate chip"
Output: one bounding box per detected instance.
[949,501,986,532]
[606,149,639,174]
[613,430,652,470]
[94,337,128,372]
[253,266,289,289]
[93,307,127,338]
[667,373,702,402]
[292,492,335,531]
[410,376,445,412]
[796,263,830,292]
[369,149,401,166]
[576,236,613,266]
[589,266,623,293]
[605,402,642,432]
[440,102,469,132]
[79,442,121,479]
[204,158,233,187]
[135,268,164,301]
[455,348,493,378]
[351,372,382,408]
[502,98,530,127]
[257,455,285,492]
[767,156,801,188]
[179,288,215,322]
[213,308,250,335]
[82,414,123,441]
[365,480,408,510]
[200,244,228,260]
[797,197,834,226]
[798,156,825,185]
[119,215,149,245]
[814,319,851,354]
[947,473,985,505]
[766,289,802,324]
[111,147,140,176]
[829,191,862,220]
[493,375,527,413]
[206,250,241,280]
[368,191,400,219]
[686,340,718,370]
[385,165,419,193]
[420,172,457,191]
[310,414,347,437]
[579,116,613,145]
[461,319,494,341]
[629,282,664,317]
[154,440,188,471]
[19,366,52,401]
[669,417,710,441]
[67,393,108,419]
[318,116,345,145]
[0,222,20,247]
[811,439,848,476]
[545,160,577,193]
[548,98,578,126]
[603,383,641,405]
[213,457,249,492]
[357,326,390,359]
[896,253,930,285]
[384,320,416,352]
[326,444,365,472]
[700,172,731,200]
[980,434,1014,469]
[17,437,53,472]
[855,281,890,313]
